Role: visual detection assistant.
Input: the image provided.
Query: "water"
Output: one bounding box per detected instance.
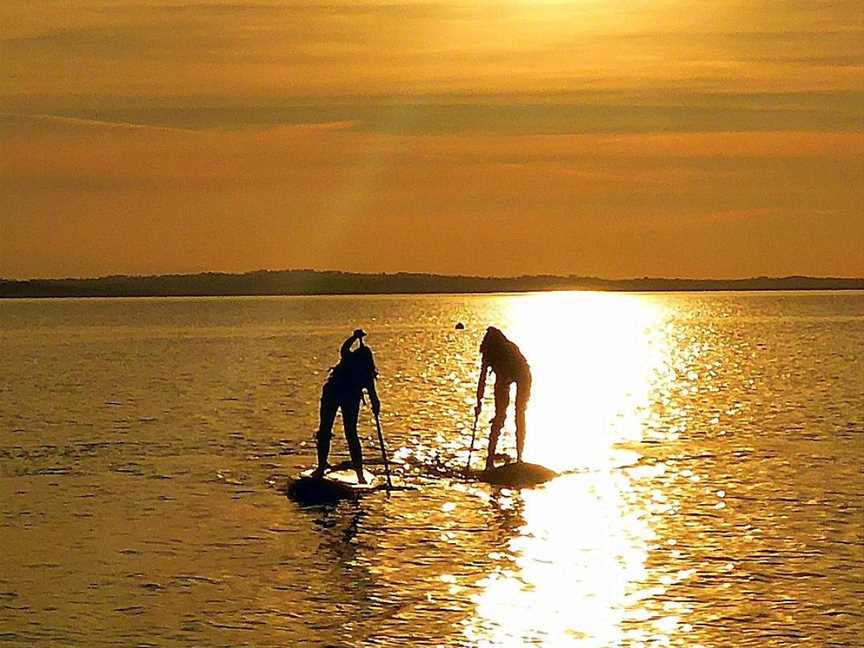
[1,291,862,647]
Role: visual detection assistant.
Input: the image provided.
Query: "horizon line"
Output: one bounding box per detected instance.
[3,268,864,284]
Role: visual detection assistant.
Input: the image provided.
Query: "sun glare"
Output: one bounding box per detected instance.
[501,291,669,470]
[465,291,677,645]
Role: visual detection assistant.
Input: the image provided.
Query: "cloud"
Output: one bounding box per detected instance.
[3,0,862,103]
[0,111,196,136]
[116,1,458,18]
[2,90,860,135]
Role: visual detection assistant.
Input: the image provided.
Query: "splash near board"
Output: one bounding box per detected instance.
[287,467,385,503]
[471,462,558,487]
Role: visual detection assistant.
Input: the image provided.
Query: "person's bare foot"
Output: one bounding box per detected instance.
[311,462,330,478]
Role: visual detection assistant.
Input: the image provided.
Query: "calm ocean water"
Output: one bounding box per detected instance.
[1,291,862,647]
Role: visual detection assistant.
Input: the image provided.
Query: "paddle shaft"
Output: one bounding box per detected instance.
[374,412,393,491]
[465,410,479,474]
[358,333,390,489]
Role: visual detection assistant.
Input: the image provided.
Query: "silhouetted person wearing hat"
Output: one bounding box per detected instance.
[475,327,532,470]
[313,329,380,483]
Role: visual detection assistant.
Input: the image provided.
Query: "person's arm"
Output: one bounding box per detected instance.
[475,359,489,416]
[340,333,358,360]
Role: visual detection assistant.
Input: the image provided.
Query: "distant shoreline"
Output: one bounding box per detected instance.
[1,270,863,299]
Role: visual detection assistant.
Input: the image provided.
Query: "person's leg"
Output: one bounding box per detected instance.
[341,397,366,483]
[487,379,511,470]
[515,374,531,463]
[314,384,338,476]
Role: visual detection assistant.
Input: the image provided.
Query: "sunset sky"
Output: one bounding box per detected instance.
[1,0,862,279]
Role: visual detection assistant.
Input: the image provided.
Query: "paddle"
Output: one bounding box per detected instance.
[374,412,393,491]
[356,331,391,491]
[464,409,479,475]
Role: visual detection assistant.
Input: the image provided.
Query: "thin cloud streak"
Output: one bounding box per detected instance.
[2,91,861,134]
[0,112,198,134]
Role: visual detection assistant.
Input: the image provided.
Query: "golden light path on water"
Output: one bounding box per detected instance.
[464,292,685,646]
[1,293,860,645]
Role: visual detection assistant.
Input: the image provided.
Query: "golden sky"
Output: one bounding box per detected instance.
[1,0,862,279]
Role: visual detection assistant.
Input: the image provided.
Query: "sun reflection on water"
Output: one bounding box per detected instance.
[492,291,671,470]
[466,292,681,646]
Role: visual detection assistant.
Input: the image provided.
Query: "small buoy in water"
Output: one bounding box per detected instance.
[455,322,465,330]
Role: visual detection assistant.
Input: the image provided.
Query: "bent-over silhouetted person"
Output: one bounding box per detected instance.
[475,326,532,470]
[314,329,380,483]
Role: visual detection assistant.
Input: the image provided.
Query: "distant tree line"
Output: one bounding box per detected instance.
[0,270,862,298]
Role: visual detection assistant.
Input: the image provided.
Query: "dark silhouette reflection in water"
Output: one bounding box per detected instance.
[297,503,387,643]
[292,497,491,646]
[487,489,529,544]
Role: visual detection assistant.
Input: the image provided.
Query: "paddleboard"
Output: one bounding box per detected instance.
[470,461,558,487]
[287,467,384,502]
